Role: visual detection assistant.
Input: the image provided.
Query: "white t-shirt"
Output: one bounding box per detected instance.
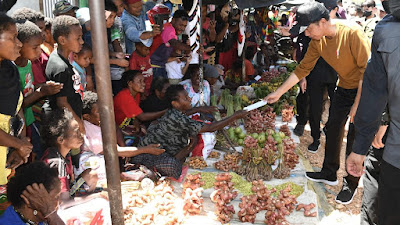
[166,60,186,79]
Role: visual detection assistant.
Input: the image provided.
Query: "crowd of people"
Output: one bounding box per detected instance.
[0,0,398,224]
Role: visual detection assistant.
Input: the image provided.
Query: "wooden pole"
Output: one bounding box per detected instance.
[88,0,124,224]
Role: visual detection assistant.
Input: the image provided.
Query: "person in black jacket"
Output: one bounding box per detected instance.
[0,0,16,12]
[347,1,400,224]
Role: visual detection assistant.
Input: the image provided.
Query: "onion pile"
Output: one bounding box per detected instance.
[210,173,238,223]
[244,107,276,134]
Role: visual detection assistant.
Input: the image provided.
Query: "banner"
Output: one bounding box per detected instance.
[185,0,201,64]
[237,9,246,57]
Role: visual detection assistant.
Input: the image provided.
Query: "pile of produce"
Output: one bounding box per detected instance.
[296,203,317,217]
[252,81,298,115]
[281,104,294,122]
[210,173,238,223]
[238,195,259,223]
[227,126,246,146]
[244,107,276,134]
[264,185,298,225]
[260,68,281,83]
[237,180,310,224]
[251,65,298,116]
[208,151,221,159]
[186,156,207,170]
[182,174,204,215]
[282,138,299,170]
[237,179,272,223]
[235,128,298,181]
[198,172,253,195]
[212,89,245,119]
[123,180,183,225]
[214,152,241,172]
[279,124,291,137]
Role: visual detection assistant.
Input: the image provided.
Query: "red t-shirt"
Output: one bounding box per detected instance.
[31,51,49,85]
[129,51,153,95]
[113,89,143,127]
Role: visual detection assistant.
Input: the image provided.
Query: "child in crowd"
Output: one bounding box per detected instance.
[135,85,248,179]
[41,109,98,202]
[113,70,167,135]
[129,42,153,96]
[77,91,165,184]
[0,13,32,186]
[76,2,129,95]
[72,43,93,91]
[111,0,126,53]
[42,17,55,56]
[45,15,85,133]
[166,50,192,85]
[11,8,48,87]
[14,21,62,159]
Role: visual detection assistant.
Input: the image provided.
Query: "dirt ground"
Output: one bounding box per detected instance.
[296,100,362,216]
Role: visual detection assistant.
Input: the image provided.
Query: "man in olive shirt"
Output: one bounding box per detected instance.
[265,2,370,204]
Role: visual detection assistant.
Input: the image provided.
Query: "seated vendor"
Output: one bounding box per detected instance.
[180,64,211,107]
[76,91,165,183]
[224,60,245,91]
[133,84,248,179]
[113,70,167,138]
[41,108,98,203]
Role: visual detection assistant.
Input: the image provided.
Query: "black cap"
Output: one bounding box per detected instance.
[290,2,329,35]
[317,0,338,11]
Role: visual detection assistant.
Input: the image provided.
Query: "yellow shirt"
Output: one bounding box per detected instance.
[294,20,371,89]
[0,93,23,185]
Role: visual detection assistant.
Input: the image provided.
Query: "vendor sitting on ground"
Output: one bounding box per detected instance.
[41,108,98,203]
[113,70,167,137]
[133,84,248,179]
[180,64,211,107]
[77,91,165,182]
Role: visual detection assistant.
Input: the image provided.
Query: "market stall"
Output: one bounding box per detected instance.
[74,0,322,223]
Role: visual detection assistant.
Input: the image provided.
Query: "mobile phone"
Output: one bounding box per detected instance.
[211,12,215,21]
[182,34,189,43]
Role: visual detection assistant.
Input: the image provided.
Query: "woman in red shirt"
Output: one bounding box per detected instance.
[113,70,167,130]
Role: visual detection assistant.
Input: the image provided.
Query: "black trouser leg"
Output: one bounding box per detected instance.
[307,82,324,142]
[308,82,336,142]
[378,160,400,225]
[296,88,309,125]
[343,123,360,187]
[360,147,383,225]
[322,88,357,178]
